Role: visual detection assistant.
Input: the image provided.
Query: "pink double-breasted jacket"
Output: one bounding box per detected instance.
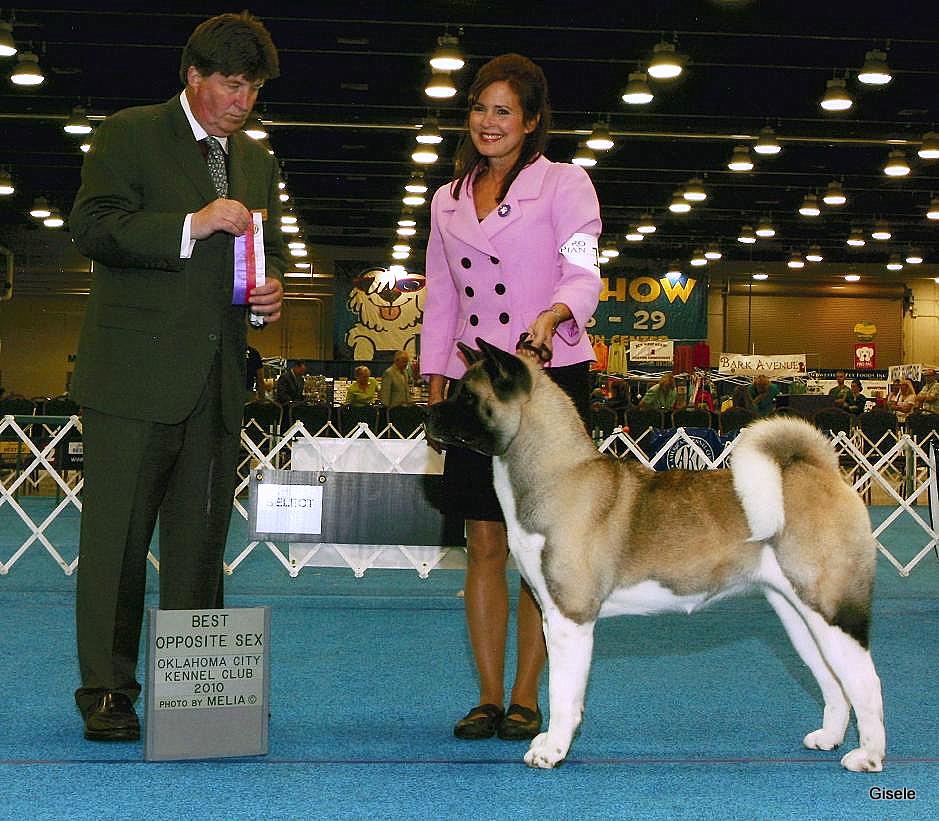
[420,155,602,380]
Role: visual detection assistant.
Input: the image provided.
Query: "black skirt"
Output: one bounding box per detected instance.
[439,362,591,522]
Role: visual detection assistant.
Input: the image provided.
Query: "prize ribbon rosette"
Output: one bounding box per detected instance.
[233,211,266,305]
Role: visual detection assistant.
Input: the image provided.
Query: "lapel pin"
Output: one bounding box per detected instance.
[497,203,511,217]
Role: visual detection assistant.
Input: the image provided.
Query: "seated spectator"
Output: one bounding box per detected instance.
[828,370,851,408]
[345,366,378,406]
[843,379,868,415]
[275,360,307,405]
[747,374,780,416]
[639,373,683,412]
[914,368,939,414]
[887,378,915,422]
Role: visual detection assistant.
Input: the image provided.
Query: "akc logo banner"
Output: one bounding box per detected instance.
[718,352,807,377]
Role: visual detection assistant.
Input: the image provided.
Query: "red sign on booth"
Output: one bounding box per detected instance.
[855,342,876,370]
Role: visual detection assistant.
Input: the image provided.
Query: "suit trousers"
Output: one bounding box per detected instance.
[74,354,241,716]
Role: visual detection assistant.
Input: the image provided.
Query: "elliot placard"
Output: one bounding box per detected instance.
[144,606,270,761]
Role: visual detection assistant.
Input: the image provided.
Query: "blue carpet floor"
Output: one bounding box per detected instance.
[1,503,937,820]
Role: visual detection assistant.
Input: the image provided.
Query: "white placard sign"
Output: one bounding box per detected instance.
[630,339,674,362]
[151,609,265,710]
[145,606,270,761]
[255,482,323,536]
[718,352,807,378]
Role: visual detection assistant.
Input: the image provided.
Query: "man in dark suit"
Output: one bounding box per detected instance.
[68,12,286,741]
[275,360,307,404]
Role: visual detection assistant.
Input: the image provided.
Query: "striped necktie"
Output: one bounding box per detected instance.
[204,136,228,198]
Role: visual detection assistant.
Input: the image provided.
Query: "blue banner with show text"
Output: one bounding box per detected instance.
[591,272,707,340]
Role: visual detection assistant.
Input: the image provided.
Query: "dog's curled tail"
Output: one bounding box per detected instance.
[731,416,840,542]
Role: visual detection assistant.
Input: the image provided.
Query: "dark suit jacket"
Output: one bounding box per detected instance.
[69,95,287,433]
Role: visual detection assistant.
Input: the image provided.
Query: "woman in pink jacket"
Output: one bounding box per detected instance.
[421,53,602,742]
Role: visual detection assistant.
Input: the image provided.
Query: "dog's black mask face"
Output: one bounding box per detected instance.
[426,338,532,456]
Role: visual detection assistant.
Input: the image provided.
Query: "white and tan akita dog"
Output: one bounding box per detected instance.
[427,339,885,772]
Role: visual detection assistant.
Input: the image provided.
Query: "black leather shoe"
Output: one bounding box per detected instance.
[497,703,542,740]
[453,703,504,740]
[83,691,140,741]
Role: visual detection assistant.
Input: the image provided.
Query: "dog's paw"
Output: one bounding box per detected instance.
[840,747,884,773]
[803,728,843,751]
[523,732,566,769]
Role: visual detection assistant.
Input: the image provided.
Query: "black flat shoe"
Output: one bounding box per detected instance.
[453,703,504,740]
[84,691,140,741]
[497,703,542,740]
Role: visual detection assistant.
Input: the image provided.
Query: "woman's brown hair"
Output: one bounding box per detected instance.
[451,53,551,201]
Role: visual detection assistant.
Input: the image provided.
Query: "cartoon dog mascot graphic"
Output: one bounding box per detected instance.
[345,267,425,360]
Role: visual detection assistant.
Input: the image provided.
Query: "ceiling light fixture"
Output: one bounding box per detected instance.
[871,219,891,240]
[416,119,443,145]
[820,77,852,112]
[682,177,707,202]
[857,49,892,86]
[43,210,64,228]
[905,248,924,265]
[919,132,939,160]
[429,34,464,72]
[755,217,776,238]
[798,193,821,217]
[636,214,657,233]
[844,273,861,282]
[10,50,43,86]
[665,260,683,279]
[806,245,824,262]
[411,143,438,164]
[690,248,707,267]
[80,140,92,153]
[822,180,847,206]
[620,72,654,105]
[586,123,614,151]
[625,226,644,242]
[397,212,417,227]
[404,172,428,194]
[601,244,620,258]
[29,196,51,218]
[668,190,691,213]
[927,196,939,220]
[704,243,722,260]
[280,212,297,225]
[425,71,457,99]
[402,191,425,206]
[244,112,267,140]
[572,142,597,168]
[737,225,756,244]
[752,271,769,281]
[396,225,416,237]
[647,40,683,79]
[0,169,14,195]
[727,145,753,171]
[846,227,866,246]
[64,106,93,135]
[787,251,805,269]
[0,21,16,58]
[753,126,782,156]
[886,255,904,271]
[883,149,911,177]
[280,223,299,234]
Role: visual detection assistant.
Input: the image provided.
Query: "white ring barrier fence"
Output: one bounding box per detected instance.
[1,413,936,578]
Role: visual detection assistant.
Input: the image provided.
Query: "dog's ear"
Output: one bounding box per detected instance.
[457,341,483,365]
[475,337,532,397]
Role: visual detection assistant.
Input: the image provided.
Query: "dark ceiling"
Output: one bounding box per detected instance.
[1,0,939,298]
